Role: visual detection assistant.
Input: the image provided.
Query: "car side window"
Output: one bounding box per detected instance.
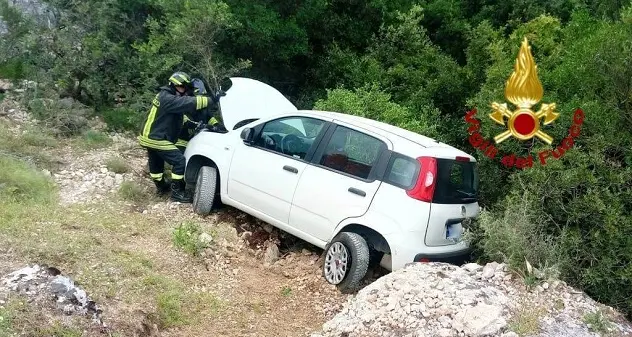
[319,126,386,179]
[253,116,326,160]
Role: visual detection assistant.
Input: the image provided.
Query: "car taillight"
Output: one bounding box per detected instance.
[406,156,437,202]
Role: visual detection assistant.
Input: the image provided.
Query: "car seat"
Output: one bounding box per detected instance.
[321,131,349,172]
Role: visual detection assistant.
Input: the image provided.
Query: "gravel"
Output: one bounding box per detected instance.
[313,262,632,337]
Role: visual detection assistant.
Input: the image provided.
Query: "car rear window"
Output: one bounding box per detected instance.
[433,158,479,204]
[383,155,479,204]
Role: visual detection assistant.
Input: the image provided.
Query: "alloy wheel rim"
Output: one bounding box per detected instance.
[324,242,349,285]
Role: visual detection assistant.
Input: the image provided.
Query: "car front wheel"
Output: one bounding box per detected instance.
[322,232,370,294]
[192,166,217,215]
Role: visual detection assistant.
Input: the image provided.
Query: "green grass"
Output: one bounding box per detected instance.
[0,198,223,330]
[106,156,130,174]
[281,285,292,297]
[172,221,211,257]
[141,274,223,329]
[36,322,83,337]
[157,290,189,328]
[81,130,112,149]
[118,181,151,203]
[0,92,5,103]
[0,155,57,204]
[0,300,18,337]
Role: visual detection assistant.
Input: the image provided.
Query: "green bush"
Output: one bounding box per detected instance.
[102,107,144,133]
[0,59,27,80]
[313,84,442,141]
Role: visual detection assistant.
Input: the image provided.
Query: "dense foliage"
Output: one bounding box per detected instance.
[1,0,631,319]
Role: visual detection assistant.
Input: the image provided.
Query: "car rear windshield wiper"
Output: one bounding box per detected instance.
[456,189,477,201]
[457,189,475,196]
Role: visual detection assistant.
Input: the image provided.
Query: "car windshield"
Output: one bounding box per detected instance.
[265,119,322,139]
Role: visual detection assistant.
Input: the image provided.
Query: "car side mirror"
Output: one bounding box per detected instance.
[240,127,254,145]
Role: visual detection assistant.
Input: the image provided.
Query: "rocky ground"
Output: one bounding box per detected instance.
[1,79,631,337]
[311,262,632,337]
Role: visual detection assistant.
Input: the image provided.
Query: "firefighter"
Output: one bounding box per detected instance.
[137,71,217,202]
[175,77,225,153]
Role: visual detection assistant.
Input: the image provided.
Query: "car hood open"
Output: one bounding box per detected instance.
[218,77,297,131]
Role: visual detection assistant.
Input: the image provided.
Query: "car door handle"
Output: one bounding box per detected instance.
[283,165,298,174]
[348,187,366,197]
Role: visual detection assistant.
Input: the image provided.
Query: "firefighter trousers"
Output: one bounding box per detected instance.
[146,148,186,182]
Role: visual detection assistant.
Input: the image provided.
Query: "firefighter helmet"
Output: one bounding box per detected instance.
[168,71,192,87]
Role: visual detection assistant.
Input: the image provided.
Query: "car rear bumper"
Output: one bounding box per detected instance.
[413,248,473,265]
[385,232,472,270]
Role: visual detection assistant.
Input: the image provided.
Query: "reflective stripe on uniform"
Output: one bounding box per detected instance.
[171,173,184,180]
[176,139,188,147]
[137,135,178,151]
[150,173,163,181]
[142,94,160,137]
[195,96,209,110]
[169,77,182,85]
[209,116,218,125]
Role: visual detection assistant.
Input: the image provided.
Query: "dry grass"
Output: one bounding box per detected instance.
[508,302,547,336]
[105,156,130,174]
[117,181,153,203]
[0,120,63,170]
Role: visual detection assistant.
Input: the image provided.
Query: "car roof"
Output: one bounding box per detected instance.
[294,109,450,148]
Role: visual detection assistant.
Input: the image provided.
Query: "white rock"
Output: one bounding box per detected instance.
[199,233,213,245]
[263,243,279,265]
[452,303,506,335]
[463,263,483,272]
[481,262,498,279]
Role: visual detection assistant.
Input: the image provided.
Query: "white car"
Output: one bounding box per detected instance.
[184,77,480,293]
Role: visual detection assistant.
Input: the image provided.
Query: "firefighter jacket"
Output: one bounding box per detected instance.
[137,85,210,151]
[175,102,221,148]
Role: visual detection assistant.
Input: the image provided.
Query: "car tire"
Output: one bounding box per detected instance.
[192,166,217,215]
[322,232,370,294]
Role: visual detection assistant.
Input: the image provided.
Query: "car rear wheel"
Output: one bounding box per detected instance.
[192,166,217,215]
[322,232,370,294]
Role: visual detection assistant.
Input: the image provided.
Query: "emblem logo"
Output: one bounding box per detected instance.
[489,38,559,145]
[463,36,585,169]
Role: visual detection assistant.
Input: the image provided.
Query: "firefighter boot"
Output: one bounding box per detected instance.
[170,179,193,203]
[153,178,170,196]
